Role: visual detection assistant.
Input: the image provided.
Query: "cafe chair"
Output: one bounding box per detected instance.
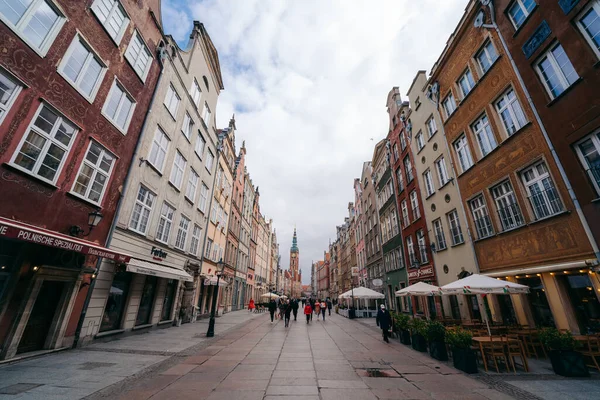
[504,335,529,372]
[481,337,509,373]
[525,330,546,359]
[581,335,600,372]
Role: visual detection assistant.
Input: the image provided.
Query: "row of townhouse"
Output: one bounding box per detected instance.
[0,0,279,362]
[320,0,600,334]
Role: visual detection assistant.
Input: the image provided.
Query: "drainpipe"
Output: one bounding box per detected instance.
[480,0,600,261]
[72,44,167,348]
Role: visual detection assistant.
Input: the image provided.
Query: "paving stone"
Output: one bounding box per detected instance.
[264,397,320,400]
[320,388,379,400]
[318,379,368,388]
[272,369,316,378]
[216,379,270,391]
[160,363,198,375]
[205,390,265,400]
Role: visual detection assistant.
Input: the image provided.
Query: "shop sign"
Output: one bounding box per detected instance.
[151,246,168,261]
[351,266,359,277]
[0,221,130,263]
[408,265,434,281]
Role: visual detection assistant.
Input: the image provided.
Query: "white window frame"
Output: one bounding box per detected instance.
[190,78,202,108]
[442,92,457,118]
[185,167,199,203]
[10,103,77,184]
[206,150,214,172]
[454,135,474,173]
[181,112,193,140]
[90,0,130,45]
[424,169,435,197]
[156,202,175,244]
[101,78,136,134]
[508,0,537,30]
[520,161,564,220]
[447,209,464,245]
[476,39,499,75]
[433,219,447,250]
[57,34,107,102]
[577,1,600,59]
[189,224,201,255]
[410,190,420,221]
[201,101,211,127]
[435,156,450,187]
[0,69,23,125]
[195,132,206,160]
[404,156,413,182]
[406,235,417,266]
[574,130,600,196]
[148,126,170,172]
[426,116,437,139]
[471,113,497,157]
[174,215,190,251]
[169,151,186,190]
[416,229,428,264]
[124,30,152,82]
[415,131,424,151]
[495,88,527,136]
[470,195,494,239]
[458,68,476,98]
[70,140,115,205]
[0,0,66,57]
[491,180,524,231]
[164,84,180,119]
[129,185,155,235]
[401,200,409,228]
[535,43,580,100]
[198,182,209,213]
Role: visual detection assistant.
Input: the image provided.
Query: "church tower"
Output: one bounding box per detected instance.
[290,228,299,283]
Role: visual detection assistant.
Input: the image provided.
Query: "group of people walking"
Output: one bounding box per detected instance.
[302,298,332,324]
[260,297,333,327]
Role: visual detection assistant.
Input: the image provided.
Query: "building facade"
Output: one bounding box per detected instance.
[361,157,384,295]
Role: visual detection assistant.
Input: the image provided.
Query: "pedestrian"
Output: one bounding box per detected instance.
[304,301,313,324]
[268,299,277,322]
[376,304,392,343]
[292,298,299,321]
[284,300,292,327]
[314,299,321,320]
[309,298,315,321]
[278,298,286,320]
[248,298,255,313]
[326,298,332,316]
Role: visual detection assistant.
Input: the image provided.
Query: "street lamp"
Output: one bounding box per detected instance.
[69,209,103,237]
[206,258,225,337]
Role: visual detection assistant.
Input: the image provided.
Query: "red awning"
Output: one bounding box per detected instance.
[0,217,131,263]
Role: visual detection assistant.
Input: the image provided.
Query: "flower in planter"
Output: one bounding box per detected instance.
[538,328,576,351]
[446,328,473,349]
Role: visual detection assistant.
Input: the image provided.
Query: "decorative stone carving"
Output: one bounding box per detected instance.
[522,21,551,59]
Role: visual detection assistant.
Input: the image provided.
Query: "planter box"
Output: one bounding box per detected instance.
[429,341,448,361]
[399,329,411,345]
[548,350,589,377]
[452,347,478,374]
[411,333,427,352]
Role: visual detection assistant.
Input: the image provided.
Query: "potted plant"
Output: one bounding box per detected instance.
[539,328,589,377]
[395,313,412,345]
[426,320,448,361]
[446,328,477,373]
[410,317,428,352]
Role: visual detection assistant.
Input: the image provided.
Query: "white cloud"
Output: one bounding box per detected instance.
[164,0,466,284]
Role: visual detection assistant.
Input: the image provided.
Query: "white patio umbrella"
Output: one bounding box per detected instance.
[261,292,279,300]
[338,286,385,299]
[440,274,529,335]
[395,282,442,297]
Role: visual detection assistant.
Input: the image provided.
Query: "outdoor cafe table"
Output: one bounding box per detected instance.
[472,336,528,372]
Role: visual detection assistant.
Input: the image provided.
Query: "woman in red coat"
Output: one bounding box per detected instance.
[304,303,312,324]
[248,298,255,312]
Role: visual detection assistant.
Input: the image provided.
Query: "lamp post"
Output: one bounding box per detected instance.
[206,258,225,337]
[69,209,103,237]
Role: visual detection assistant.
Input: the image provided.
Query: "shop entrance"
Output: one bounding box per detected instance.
[17,280,65,354]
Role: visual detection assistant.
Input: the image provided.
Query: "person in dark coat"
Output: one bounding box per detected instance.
[376,304,392,343]
[309,298,315,321]
[284,300,292,327]
[326,298,332,316]
[268,299,277,322]
[291,299,299,321]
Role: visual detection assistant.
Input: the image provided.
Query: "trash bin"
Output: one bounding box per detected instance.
[348,308,356,319]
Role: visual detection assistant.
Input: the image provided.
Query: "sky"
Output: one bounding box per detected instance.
[161,0,467,284]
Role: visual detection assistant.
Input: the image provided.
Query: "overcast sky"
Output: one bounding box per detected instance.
[162,0,466,284]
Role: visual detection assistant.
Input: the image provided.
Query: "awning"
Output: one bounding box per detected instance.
[483,260,599,278]
[204,275,229,286]
[0,216,131,263]
[126,258,193,282]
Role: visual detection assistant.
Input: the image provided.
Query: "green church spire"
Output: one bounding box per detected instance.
[291,228,298,252]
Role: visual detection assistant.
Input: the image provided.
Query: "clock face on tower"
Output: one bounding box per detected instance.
[291,253,296,258]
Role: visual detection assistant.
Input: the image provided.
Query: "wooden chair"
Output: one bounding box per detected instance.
[481,337,509,373]
[524,330,546,359]
[504,335,529,372]
[581,335,600,372]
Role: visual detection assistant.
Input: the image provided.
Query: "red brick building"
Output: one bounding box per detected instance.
[0,0,163,360]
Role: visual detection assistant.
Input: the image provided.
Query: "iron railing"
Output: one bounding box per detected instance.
[527,187,564,220]
[496,202,525,231]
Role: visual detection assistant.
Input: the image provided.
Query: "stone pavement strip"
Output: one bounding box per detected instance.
[0,310,262,400]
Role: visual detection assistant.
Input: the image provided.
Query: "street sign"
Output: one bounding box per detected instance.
[372,278,383,287]
[351,266,359,277]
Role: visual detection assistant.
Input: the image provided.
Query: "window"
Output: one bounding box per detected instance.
[426,116,437,139]
[404,156,413,182]
[206,150,214,172]
[491,180,524,231]
[174,215,190,250]
[186,168,199,202]
[472,114,497,157]
[433,219,447,250]
[435,157,450,186]
[164,84,180,118]
[442,92,457,118]
[415,131,424,151]
[205,238,213,259]
[190,79,202,108]
[495,88,527,136]
[424,170,435,196]
[393,143,399,161]
[470,195,494,239]
[395,167,404,193]
[575,132,600,195]
[0,0,65,55]
[90,0,129,44]
[11,104,77,183]
[201,102,211,127]
[508,0,536,29]
[156,202,175,243]
[577,1,600,58]
[535,43,579,99]
[195,132,206,159]
[401,200,409,228]
[457,69,476,99]
[400,131,407,150]
[454,135,473,173]
[198,183,209,213]
[181,113,193,140]
[476,40,499,74]
[447,209,464,245]
[0,70,22,125]
[72,141,115,204]
[189,224,201,255]
[129,185,155,234]
[410,190,420,221]
[125,31,152,81]
[102,80,136,133]
[59,35,106,101]
[416,230,428,264]
[148,126,170,172]
[406,235,417,266]
[210,202,218,224]
[521,161,564,220]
